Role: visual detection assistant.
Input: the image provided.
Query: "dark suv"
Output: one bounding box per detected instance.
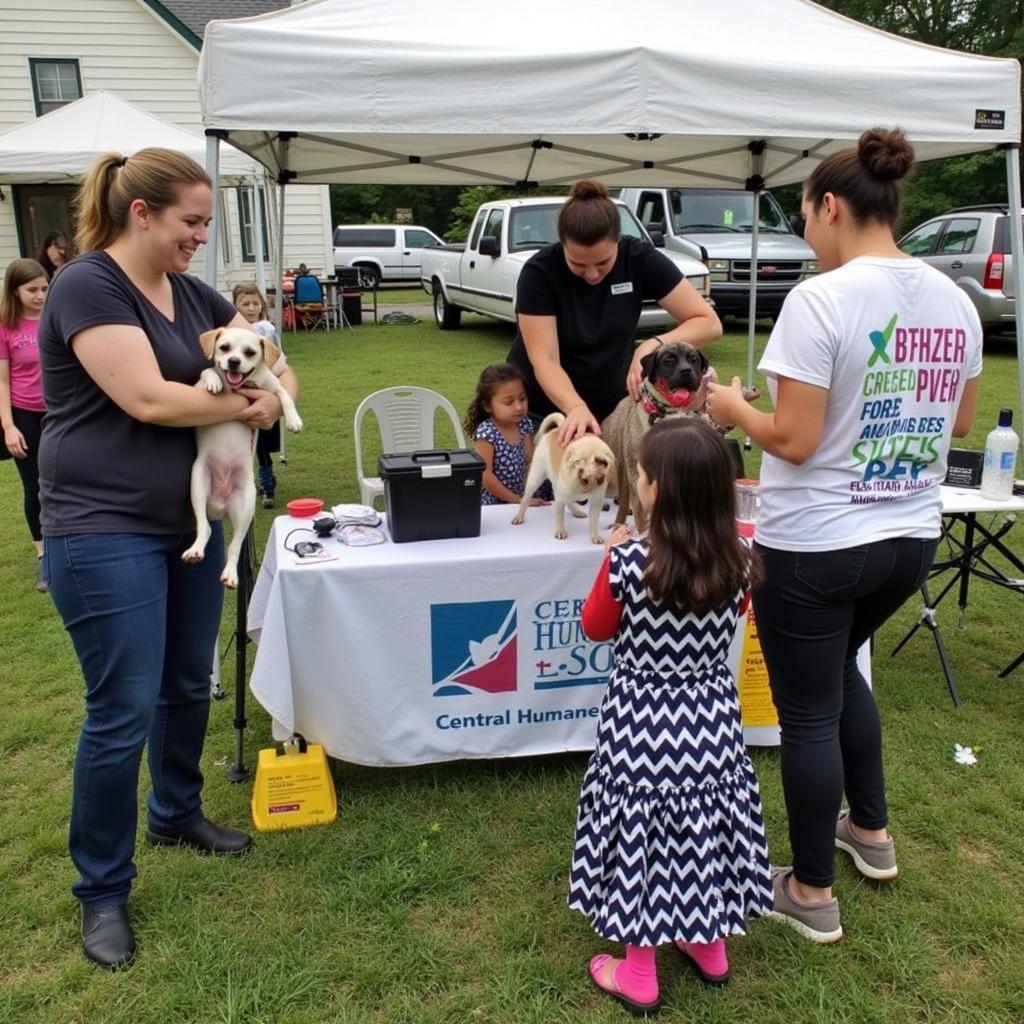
[898,205,1017,336]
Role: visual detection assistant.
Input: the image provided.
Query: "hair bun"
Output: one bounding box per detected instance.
[858,128,914,183]
[570,179,608,201]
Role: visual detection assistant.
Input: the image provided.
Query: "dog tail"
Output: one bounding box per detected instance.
[536,412,563,439]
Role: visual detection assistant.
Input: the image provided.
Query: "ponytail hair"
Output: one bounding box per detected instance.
[75,147,212,253]
[557,179,620,247]
[804,128,915,227]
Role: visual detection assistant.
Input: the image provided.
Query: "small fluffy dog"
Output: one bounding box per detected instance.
[182,327,303,587]
[601,341,711,532]
[512,413,615,544]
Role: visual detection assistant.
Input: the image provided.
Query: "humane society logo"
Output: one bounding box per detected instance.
[430,600,518,696]
[429,598,614,698]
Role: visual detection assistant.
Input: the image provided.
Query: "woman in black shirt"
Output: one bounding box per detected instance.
[507,180,721,445]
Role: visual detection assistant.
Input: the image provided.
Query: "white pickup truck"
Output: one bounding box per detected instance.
[420,197,711,330]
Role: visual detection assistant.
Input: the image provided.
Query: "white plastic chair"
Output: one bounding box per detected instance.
[354,386,467,509]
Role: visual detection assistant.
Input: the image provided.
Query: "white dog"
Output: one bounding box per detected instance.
[182,327,302,587]
[511,413,615,544]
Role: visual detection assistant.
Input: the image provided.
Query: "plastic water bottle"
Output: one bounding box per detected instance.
[979,407,1019,501]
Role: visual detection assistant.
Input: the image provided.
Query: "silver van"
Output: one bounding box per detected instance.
[616,187,818,318]
[333,224,444,285]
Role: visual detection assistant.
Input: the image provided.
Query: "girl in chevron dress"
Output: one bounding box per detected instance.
[568,417,773,1017]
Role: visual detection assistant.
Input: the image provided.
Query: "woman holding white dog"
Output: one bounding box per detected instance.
[38,148,298,969]
[707,128,981,944]
[507,179,721,446]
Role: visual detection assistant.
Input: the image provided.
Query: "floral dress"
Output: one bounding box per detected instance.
[474,417,534,505]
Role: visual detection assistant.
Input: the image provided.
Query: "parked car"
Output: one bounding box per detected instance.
[615,187,818,318]
[898,204,1018,336]
[333,224,444,285]
[420,197,711,331]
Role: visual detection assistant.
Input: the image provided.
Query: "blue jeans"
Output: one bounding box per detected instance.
[752,537,937,887]
[44,528,225,907]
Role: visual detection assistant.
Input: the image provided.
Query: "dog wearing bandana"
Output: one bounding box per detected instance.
[601,341,755,531]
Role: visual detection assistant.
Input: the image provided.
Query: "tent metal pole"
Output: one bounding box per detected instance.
[273,138,290,462]
[203,132,223,287]
[746,189,760,393]
[1005,145,1024,428]
[252,175,267,296]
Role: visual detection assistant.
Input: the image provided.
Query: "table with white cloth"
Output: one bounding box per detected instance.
[893,484,1024,701]
[246,505,784,767]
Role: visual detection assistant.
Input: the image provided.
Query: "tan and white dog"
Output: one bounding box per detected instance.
[182,327,302,588]
[511,412,615,544]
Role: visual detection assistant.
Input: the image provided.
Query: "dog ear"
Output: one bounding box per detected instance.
[639,351,657,381]
[261,339,282,371]
[198,328,224,359]
[697,347,710,375]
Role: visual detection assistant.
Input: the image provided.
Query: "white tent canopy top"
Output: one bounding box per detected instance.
[0,90,259,184]
[198,0,1020,188]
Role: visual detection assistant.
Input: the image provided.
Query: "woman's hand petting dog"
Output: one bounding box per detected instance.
[234,387,284,431]
[557,403,601,447]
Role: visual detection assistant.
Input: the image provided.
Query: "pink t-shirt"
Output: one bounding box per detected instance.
[0,317,45,412]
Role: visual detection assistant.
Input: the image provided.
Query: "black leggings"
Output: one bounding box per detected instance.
[8,406,43,542]
[753,537,937,887]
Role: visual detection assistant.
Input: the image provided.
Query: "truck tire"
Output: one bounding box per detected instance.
[354,263,381,288]
[433,284,462,330]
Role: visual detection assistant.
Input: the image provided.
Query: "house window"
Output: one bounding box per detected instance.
[29,59,82,116]
[238,187,270,263]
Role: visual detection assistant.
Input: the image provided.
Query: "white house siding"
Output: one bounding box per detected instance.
[0,0,332,294]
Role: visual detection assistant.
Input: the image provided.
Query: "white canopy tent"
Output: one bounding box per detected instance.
[198,0,1024,417]
[0,90,259,183]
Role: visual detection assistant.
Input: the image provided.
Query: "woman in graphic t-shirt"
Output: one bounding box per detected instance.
[707,128,982,944]
[506,180,721,445]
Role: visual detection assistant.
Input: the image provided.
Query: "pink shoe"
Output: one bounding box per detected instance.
[674,939,730,985]
[588,953,661,1017]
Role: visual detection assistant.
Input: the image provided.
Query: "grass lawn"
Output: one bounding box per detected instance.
[1,316,1022,1023]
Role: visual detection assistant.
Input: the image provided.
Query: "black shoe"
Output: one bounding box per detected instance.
[81,903,136,969]
[262,492,275,509]
[145,817,253,855]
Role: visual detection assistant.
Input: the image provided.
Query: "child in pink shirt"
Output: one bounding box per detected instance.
[0,258,49,590]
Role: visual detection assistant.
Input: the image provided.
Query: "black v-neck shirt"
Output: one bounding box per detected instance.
[38,251,236,535]
[506,238,681,422]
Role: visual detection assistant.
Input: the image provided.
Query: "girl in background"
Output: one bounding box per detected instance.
[0,258,49,590]
[232,282,282,508]
[38,229,72,279]
[569,417,772,1017]
[465,362,545,506]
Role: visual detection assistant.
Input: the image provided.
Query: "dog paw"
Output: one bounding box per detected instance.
[554,529,567,540]
[221,568,238,589]
[590,534,605,545]
[181,546,205,563]
[511,514,525,525]
[285,412,303,433]
[198,368,223,394]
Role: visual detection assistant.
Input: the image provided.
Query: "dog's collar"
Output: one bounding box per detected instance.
[639,378,677,420]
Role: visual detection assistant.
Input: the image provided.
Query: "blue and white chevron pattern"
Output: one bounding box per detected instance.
[567,540,773,946]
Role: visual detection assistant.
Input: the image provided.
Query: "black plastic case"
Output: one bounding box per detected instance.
[379,449,485,543]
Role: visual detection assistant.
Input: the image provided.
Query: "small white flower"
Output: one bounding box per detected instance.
[953,743,978,766]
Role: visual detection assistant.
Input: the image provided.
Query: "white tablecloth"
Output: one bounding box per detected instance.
[247,504,775,766]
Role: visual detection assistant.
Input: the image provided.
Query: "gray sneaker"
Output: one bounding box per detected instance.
[769,866,843,944]
[835,810,897,881]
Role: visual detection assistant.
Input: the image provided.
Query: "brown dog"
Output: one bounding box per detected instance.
[601,342,712,532]
[511,413,615,543]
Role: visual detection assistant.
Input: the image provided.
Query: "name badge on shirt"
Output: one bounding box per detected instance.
[610,282,634,295]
